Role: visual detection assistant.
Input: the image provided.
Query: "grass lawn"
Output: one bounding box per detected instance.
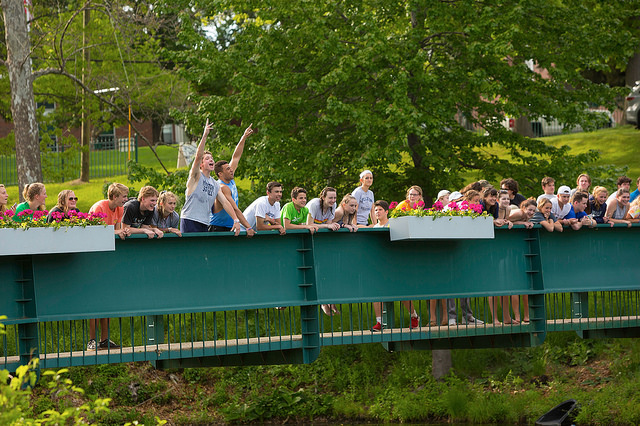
[543,125,640,179]
[477,125,640,179]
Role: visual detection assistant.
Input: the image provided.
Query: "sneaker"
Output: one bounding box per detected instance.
[462,316,484,325]
[448,318,457,326]
[410,316,420,329]
[371,322,382,332]
[99,339,120,350]
[86,339,97,351]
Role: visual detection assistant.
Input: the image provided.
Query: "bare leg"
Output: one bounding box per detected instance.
[522,295,530,323]
[440,300,447,325]
[373,302,383,319]
[502,296,514,324]
[488,296,502,325]
[510,295,521,324]
[429,300,437,325]
[401,300,416,317]
[89,319,97,340]
[99,318,110,341]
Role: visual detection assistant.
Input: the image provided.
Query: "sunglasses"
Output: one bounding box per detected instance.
[68,197,78,201]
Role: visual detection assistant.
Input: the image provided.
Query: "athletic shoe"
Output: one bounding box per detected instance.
[462,316,484,325]
[410,316,420,329]
[99,339,120,350]
[371,322,382,332]
[448,319,457,326]
[87,339,97,350]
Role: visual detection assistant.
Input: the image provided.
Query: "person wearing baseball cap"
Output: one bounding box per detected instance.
[551,185,572,225]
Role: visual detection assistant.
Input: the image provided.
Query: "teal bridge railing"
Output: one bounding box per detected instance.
[2,225,640,372]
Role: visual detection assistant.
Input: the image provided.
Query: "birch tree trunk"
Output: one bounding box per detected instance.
[2,0,42,197]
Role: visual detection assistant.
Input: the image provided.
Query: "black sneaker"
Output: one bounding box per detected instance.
[99,338,120,350]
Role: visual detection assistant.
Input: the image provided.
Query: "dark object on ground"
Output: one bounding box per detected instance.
[536,399,579,426]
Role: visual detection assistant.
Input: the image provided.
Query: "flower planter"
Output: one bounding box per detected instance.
[0,225,115,256]
[389,216,494,241]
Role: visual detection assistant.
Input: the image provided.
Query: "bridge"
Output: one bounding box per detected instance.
[2,225,640,372]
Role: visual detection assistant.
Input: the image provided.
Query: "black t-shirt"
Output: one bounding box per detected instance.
[122,199,153,228]
[510,193,527,208]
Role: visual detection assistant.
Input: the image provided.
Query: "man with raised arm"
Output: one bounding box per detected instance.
[209,124,255,236]
[180,119,243,235]
[243,181,286,234]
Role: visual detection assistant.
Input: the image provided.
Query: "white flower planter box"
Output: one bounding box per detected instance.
[389,216,494,241]
[0,225,115,256]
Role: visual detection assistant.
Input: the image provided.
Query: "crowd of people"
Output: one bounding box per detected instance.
[2,120,640,340]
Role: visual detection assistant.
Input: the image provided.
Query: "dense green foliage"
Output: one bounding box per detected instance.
[21,335,640,424]
[162,0,637,202]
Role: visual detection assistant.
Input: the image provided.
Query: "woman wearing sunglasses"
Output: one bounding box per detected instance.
[46,190,80,223]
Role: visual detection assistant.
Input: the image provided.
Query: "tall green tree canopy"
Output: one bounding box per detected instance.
[169,0,636,200]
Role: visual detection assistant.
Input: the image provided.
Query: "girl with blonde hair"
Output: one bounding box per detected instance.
[334,194,358,232]
[152,191,182,236]
[14,183,47,222]
[46,189,80,223]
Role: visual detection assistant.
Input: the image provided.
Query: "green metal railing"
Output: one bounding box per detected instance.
[2,225,640,371]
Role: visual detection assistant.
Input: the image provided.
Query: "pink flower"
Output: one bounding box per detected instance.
[32,210,47,220]
[471,204,483,214]
[417,200,425,208]
[389,201,399,210]
[447,202,457,209]
[4,210,14,217]
[432,201,444,211]
[411,202,418,209]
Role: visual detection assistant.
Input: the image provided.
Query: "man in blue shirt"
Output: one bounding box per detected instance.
[565,192,595,230]
[209,124,255,236]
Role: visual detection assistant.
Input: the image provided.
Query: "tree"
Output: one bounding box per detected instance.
[0,0,191,188]
[1,0,42,194]
[166,0,637,202]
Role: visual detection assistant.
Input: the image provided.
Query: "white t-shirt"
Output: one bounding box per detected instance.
[551,198,572,219]
[242,196,281,230]
[352,186,374,225]
[536,193,556,204]
[307,198,336,224]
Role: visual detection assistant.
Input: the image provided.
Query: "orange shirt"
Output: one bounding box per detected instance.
[89,199,123,226]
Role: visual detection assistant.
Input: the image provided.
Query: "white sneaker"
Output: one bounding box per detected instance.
[448,319,457,326]
[462,316,484,325]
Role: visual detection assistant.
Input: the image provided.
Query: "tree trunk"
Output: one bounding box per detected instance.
[80,7,91,182]
[625,50,640,88]
[432,349,452,379]
[2,0,42,198]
